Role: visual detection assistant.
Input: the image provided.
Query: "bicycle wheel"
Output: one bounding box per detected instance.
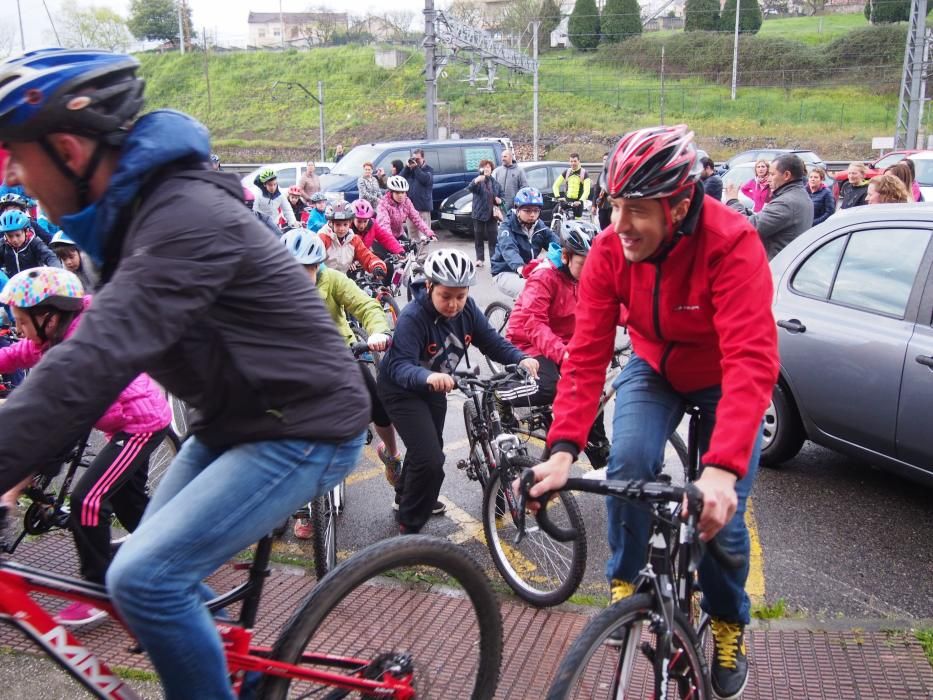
[310,491,337,580]
[379,292,401,331]
[483,301,512,374]
[482,455,587,607]
[260,535,503,700]
[547,593,711,700]
[667,431,689,480]
[146,430,180,499]
[462,400,492,487]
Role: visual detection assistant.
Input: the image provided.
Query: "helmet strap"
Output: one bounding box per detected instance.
[27,308,54,345]
[38,137,108,210]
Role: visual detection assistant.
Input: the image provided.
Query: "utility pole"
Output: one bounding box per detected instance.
[279,0,285,50]
[425,0,438,140]
[15,0,25,52]
[660,46,666,123]
[730,0,741,100]
[178,0,185,54]
[318,81,325,162]
[532,21,540,160]
[895,0,929,148]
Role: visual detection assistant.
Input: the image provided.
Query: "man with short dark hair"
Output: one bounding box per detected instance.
[552,152,591,216]
[700,156,723,201]
[725,153,813,259]
[403,147,434,237]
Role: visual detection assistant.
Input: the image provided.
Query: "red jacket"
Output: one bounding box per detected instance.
[506,261,577,366]
[355,220,404,255]
[548,190,779,478]
[318,228,387,277]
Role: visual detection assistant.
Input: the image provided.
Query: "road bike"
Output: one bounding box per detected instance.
[517,407,744,699]
[455,364,587,607]
[0,519,503,698]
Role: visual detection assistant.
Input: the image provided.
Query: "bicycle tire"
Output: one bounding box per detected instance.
[146,430,181,499]
[462,400,492,487]
[260,535,503,700]
[546,593,711,700]
[668,431,689,479]
[482,455,587,607]
[309,493,337,580]
[379,292,401,331]
[483,301,512,374]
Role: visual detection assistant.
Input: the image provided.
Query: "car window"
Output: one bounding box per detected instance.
[830,228,931,317]
[276,167,297,188]
[463,146,496,171]
[791,235,847,298]
[873,153,906,171]
[526,166,549,191]
[435,147,463,174]
[795,151,821,164]
[375,150,411,173]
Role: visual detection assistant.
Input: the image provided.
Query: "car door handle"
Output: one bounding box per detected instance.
[916,354,933,368]
[777,319,806,333]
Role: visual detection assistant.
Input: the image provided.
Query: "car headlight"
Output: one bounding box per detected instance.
[455,201,472,215]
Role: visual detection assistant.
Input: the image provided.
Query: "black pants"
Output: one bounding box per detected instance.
[69,428,169,584]
[473,218,498,262]
[507,356,609,467]
[359,362,391,428]
[597,206,612,230]
[371,241,395,282]
[377,374,447,532]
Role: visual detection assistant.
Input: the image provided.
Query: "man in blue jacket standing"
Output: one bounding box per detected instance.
[403,148,434,237]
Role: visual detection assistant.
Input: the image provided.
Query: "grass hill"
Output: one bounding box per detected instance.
[136,14,919,162]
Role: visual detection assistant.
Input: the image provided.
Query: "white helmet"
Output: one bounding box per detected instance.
[386,175,409,193]
[423,249,476,287]
[282,229,326,265]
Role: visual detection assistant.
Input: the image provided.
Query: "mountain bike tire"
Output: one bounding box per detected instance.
[260,535,503,700]
[483,301,512,374]
[309,492,337,580]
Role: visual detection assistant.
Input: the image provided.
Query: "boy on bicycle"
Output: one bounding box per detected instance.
[377,249,538,534]
[527,125,779,700]
[0,49,369,699]
[318,201,388,279]
[490,186,557,300]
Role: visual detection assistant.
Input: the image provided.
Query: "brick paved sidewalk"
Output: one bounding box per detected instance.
[2,530,931,699]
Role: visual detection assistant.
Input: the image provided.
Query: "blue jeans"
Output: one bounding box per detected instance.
[106,433,365,700]
[605,356,762,625]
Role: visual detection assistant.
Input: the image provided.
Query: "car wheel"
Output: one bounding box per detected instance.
[760,383,805,468]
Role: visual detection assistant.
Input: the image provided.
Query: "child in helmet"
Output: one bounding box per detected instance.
[0,192,55,244]
[252,168,297,230]
[377,249,538,534]
[318,201,388,279]
[0,209,60,275]
[505,221,610,468]
[376,176,435,242]
[280,230,403,537]
[304,192,329,232]
[350,199,403,257]
[491,186,558,300]
[49,230,97,290]
[286,186,307,226]
[0,267,172,626]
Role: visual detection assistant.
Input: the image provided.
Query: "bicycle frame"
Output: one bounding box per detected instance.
[0,534,417,699]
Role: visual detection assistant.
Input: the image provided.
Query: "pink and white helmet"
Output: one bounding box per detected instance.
[351,199,375,219]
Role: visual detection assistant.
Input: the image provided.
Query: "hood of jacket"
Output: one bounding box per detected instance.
[59,110,211,265]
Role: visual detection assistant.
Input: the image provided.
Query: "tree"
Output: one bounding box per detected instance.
[538,0,563,50]
[568,0,600,50]
[128,0,192,44]
[297,8,346,47]
[719,0,763,34]
[58,1,133,52]
[378,10,418,42]
[684,0,720,31]
[601,0,642,43]
[864,0,909,23]
[446,0,492,28]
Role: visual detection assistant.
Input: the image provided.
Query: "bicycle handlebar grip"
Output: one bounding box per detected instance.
[350,341,371,356]
[518,470,580,543]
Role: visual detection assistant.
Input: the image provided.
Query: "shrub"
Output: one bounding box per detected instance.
[720,0,763,34]
[569,0,601,50]
[602,0,643,43]
[685,0,720,32]
[864,0,910,23]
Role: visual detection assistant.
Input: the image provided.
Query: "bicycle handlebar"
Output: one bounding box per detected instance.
[517,470,745,570]
[350,339,392,357]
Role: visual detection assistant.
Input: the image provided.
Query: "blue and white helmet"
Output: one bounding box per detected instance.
[49,230,78,248]
[423,249,476,287]
[282,229,326,265]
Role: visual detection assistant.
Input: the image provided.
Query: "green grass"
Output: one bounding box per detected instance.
[752,598,788,620]
[134,14,910,161]
[917,628,933,668]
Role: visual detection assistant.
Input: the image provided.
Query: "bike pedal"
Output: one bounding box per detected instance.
[456,459,469,471]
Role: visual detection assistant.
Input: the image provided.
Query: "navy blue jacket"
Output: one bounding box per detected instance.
[402,163,434,213]
[490,212,558,276]
[380,284,525,393]
[468,175,504,222]
[1,234,59,276]
[808,184,835,225]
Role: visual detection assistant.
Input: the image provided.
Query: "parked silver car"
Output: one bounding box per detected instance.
[764,203,933,487]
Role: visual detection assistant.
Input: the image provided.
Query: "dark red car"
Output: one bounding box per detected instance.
[831,149,925,185]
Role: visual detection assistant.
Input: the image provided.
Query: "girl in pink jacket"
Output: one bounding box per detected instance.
[376,176,435,241]
[0,267,172,626]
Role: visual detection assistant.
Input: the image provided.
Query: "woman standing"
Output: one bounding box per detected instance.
[839,162,870,209]
[357,162,384,209]
[807,167,835,225]
[866,174,909,204]
[467,159,504,267]
[885,161,921,202]
[740,159,772,213]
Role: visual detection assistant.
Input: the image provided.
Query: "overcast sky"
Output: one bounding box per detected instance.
[2,0,435,51]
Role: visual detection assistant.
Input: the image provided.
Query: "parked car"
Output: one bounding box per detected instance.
[437,161,577,236]
[318,138,513,218]
[241,161,335,197]
[829,150,924,187]
[906,151,933,201]
[718,148,825,174]
[764,204,933,487]
[718,162,756,210]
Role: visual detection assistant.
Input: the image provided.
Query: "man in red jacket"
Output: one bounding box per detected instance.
[527,125,779,700]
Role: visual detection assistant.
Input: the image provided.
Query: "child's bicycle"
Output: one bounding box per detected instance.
[384,237,432,302]
[516,406,745,700]
[348,268,401,330]
[0,508,504,698]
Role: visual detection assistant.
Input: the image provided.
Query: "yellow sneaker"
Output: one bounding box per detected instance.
[710,618,748,700]
[610,578,636,605]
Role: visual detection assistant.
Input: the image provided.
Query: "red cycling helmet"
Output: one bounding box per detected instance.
[287,185,304,198]
[606,125,701,200]
[351,199,375,219]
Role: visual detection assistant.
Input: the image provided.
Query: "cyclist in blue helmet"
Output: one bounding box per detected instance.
[0,209,59,274]
[0,48,369,698]
[490,186,558,300]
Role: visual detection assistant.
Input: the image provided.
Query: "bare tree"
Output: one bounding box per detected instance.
[379,10,418,41]
[798,0,827,15]
[446,0,494,27]
[58,0,134,52]
[297,7,346,46]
